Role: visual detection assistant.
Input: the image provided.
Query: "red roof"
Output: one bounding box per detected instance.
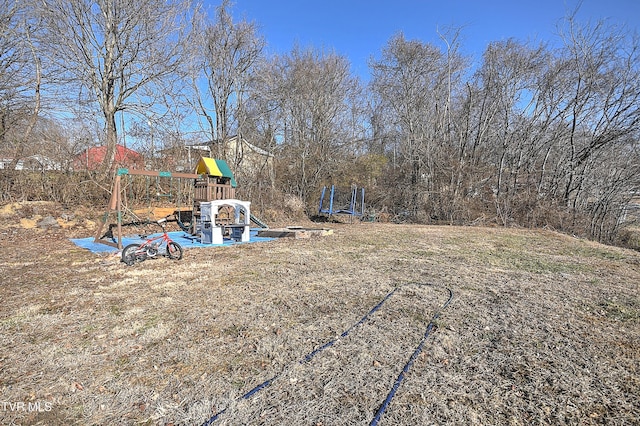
[74,144,144,170]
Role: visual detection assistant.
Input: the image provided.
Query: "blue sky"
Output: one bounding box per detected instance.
[205,0,640,79]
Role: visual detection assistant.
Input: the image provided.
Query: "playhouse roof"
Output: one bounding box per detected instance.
[194,157,237,187]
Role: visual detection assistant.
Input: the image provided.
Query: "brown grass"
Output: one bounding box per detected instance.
[0,203,638,425]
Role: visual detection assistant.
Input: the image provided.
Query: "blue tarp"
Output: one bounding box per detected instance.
[70,229,274,254]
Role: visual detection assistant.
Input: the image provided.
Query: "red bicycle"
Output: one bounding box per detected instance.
[121,217,183,266]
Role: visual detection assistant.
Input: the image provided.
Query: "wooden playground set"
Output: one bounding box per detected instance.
[93,156,363,250]
[93,157,262,249]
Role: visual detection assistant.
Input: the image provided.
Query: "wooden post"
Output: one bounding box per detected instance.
[93,175,121,249]
[116,176,123,249]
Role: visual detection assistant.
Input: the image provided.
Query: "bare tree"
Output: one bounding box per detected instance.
[192,0,264,162]
[277,47,360,206]
[36,0,193,174]
[0,0,41,171]
[243,47,361,208]
[237,55,282,193]
[468,39,550,224]
[460,17,640,238]
[554,17,640,214]
[369,33,460,218]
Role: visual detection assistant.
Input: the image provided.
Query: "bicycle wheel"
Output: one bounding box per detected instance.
[122,244,143,266]
[166,241,183,260]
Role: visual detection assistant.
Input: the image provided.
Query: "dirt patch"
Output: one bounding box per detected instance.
[0,213,638,425]
[0,201,96,236]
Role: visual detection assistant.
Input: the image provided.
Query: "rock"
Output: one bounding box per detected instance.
[38,216,60,229]
[61,213,75,221]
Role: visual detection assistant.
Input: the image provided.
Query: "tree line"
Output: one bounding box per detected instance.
[1,0,639,243]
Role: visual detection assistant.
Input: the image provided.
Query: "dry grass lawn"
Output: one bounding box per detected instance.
[0,203,638,425]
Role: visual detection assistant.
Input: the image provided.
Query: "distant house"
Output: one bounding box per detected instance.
[159,136,274,177]
[0,155,61,171]
[222,135,274,178]
[158,143,211,171]
[74,144,144,170]
[225,135,273,158]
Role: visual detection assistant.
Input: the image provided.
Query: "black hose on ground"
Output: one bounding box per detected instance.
[201,283,453,426]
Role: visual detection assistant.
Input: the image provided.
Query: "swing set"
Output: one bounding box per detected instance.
[94,168,200,249]
[93,157,249,249]
[318,185,365,219]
